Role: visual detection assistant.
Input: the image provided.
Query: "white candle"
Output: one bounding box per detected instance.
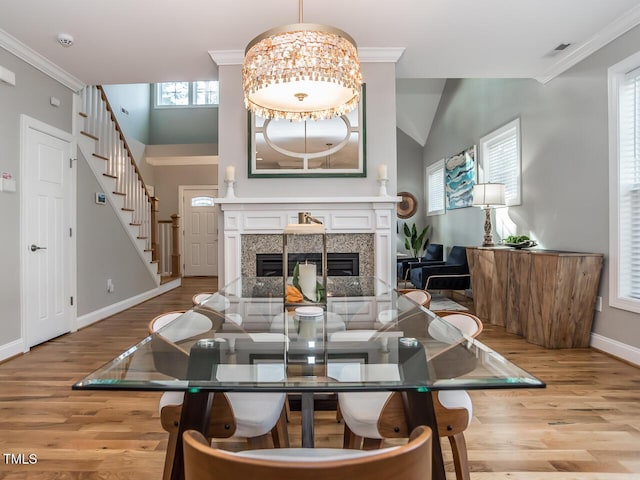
[298,262,317,301]
[225,165,235,182]
[377,164,388,180]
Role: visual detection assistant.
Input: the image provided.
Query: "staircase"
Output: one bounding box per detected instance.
[76,85,160,285]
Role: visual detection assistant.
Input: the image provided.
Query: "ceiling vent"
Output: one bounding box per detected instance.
[57,33,74,47]
[544,43,572,58]
[554,43,572,51]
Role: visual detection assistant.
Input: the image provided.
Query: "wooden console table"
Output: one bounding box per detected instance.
[466,247,603,348]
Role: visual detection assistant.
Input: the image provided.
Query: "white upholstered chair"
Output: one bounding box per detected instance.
[336,310,482,480]
[149,311,289,480]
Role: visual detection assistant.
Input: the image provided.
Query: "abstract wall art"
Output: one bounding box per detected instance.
[445,145,477,210]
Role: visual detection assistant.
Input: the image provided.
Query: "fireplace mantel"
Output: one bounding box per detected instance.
[216,196,400,287]
[216,196,401,205]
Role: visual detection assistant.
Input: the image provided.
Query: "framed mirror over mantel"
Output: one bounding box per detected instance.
[248,85,366,178]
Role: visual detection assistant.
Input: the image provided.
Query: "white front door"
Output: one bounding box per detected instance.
[22,117,74,347]
[183,188,218,276]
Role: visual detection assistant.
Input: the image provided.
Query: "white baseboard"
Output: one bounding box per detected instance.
[0,338,27,363]
[590,332,640,366]
[76,278,181,330]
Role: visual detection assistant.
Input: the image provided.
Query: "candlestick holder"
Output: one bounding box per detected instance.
[225,179,236,198]
[377,178,388,196]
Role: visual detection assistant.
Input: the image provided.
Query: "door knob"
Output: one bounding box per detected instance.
[30,244,47,252]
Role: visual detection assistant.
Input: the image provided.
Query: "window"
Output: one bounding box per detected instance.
[155,81,218,107]
[191,196,215,207]
[479,118,521,206]
[426,159,445,216]
[609,51,640,313]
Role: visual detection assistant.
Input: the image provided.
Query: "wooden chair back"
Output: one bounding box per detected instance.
[398,288,432,309]
[183,425,432,480]
[192,292,214,305]
[432,310,483,338]
[377,392,469,439]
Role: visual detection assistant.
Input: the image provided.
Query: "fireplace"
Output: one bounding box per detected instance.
[215,196,399,290]
[256,253,359,277]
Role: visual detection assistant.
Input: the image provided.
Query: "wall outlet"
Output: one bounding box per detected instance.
[107,279,114,293]
[595,296,602,312]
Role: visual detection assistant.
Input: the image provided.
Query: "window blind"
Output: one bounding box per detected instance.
[619,69,640,299]
[481,119,521,206]
[426,160,445,216]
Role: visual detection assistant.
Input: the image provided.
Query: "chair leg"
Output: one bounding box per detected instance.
[362,438,384,450]
[247,433,271,449]
[270,406,290,448]
[343,423,362,449]
[159,405,181,480]
[284,395,291,422]
[161,428,178,480]
[448,432,471,480]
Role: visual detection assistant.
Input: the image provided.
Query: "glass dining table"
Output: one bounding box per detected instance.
[73,276,545,480]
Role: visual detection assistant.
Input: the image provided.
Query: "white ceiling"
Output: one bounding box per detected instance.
[2,0,640,85]
[2,0,640,146]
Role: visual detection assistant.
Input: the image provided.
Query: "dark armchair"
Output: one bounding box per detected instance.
[409,246,470,291]
[397,243,444,281]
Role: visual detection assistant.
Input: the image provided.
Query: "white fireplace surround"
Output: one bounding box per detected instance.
[216,196,400,288]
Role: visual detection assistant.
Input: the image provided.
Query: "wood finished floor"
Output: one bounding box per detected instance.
[0,277,639,479]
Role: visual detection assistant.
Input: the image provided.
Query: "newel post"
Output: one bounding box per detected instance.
[171,214,181,277]
[150,197,160,264]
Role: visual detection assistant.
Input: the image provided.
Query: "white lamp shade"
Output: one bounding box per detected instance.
[472,183,505,206]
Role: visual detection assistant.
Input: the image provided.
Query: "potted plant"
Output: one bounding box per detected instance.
[402,222,430,259]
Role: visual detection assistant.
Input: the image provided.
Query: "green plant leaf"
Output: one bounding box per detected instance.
[292,262,301,290]
[403,223,411,237]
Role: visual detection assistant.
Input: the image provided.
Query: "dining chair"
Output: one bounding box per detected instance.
[191,291,213,305]
[397,289,432,308]
[149,311,290,480]
[183,425,433,480]
[336,311,483,480]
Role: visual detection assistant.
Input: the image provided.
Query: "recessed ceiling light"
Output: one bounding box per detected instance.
[57,33,74,47]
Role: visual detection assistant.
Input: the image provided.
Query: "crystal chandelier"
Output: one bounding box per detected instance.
[242,0,362,121]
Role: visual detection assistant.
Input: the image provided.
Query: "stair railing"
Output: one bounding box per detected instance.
[79,85,154,255]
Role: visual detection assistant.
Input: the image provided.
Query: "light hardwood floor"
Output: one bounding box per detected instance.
[0,277,638,479]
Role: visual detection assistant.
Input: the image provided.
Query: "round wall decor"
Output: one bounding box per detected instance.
[397,191,418,218]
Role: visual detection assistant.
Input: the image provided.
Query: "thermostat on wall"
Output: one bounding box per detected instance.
[95,192,106,205]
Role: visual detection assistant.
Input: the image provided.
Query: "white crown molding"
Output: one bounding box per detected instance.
[209,50,244,66]
[146,155,219,166]
[0,28,85,92]
[209,47,405,66]
[358,47,405,63]
[535,3,640,84]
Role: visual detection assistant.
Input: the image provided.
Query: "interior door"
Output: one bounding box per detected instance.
[23,122,73,347]
[183,188,218,276]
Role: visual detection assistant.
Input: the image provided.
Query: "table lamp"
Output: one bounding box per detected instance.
[472,183,505,246]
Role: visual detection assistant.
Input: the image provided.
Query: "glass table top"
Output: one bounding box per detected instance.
[73,276,545,393]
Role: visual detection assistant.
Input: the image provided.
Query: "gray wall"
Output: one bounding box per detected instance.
[0,49,73,350]
[102,84,151,144]
[153,165,217,220]
[424,25,640,349]
[397,128,428,253]
[149,101,218,145]
[218,62,397,199]
[76,151,157,315]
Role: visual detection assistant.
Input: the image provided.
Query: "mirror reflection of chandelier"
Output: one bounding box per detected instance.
[242,0,362,122]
